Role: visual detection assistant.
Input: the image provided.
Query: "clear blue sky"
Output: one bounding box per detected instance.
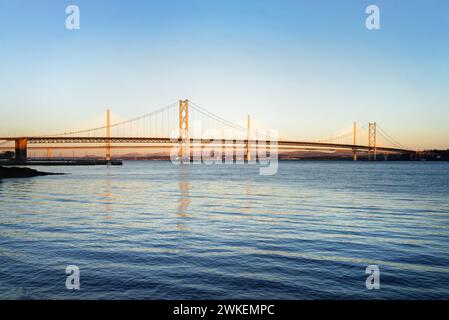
[0,0,448,149]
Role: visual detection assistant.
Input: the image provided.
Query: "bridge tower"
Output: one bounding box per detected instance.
[246,114,251,162]
[15,138,28,163]
[178,99,190,161]
[353,122,357,161]
[368,122,377,160]
[106,109,111,161]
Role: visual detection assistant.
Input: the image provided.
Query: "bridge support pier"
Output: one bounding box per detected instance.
[352,122,357,161]
[179,99,190,162]
[106,109,111,162]
[15,138,28,163]
[368,122,377,161]
[245,115,250,162]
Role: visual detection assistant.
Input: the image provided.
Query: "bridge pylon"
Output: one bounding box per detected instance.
[106,109,111,161]
[353,122,357,161]
[178,99,190,161]
[246,114,251,162]
[15,138,28,163]
[368,122,377,160]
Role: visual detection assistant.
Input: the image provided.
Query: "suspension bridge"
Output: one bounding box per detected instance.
[0,99,415,163]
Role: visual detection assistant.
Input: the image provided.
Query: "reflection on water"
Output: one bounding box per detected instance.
[0,161,449,299]
[177,166,191,217]
[239,183,252,214]
[176,166,191,231]
[102,175,113,217]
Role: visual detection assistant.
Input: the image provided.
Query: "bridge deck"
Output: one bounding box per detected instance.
[0,136,414,154]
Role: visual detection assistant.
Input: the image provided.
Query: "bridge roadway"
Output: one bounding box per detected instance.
[0,136,414,155]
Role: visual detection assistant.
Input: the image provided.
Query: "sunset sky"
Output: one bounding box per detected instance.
[0,0,448,150]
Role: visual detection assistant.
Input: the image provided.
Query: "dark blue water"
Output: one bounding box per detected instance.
[1,161,449,299]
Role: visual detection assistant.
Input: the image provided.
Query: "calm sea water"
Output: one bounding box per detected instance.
[1,161,449,299]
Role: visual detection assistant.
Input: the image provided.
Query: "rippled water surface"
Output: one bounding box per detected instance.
[1,161,449,299]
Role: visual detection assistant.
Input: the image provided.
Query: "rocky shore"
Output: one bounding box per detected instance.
[0,166,62,179]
